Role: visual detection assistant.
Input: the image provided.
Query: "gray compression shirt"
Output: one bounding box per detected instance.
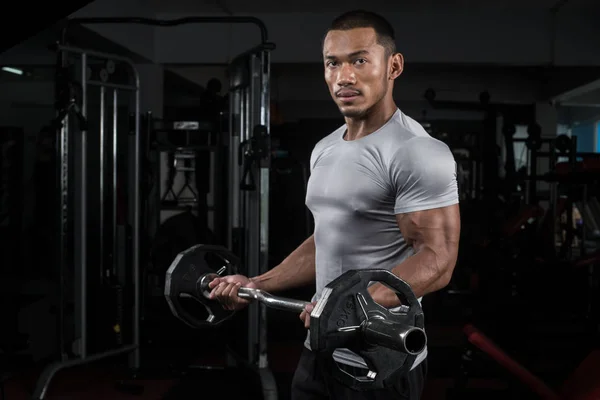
[304,108,459,370]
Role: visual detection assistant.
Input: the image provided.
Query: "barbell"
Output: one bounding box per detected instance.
[164,244,427,391]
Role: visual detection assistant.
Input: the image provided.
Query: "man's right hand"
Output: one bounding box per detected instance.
[208,274,257,311]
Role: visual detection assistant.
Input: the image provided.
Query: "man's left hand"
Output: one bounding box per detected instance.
[300,301,317,329]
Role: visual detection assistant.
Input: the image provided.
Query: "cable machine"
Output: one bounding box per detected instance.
[31,16,277,400]
[32,45,141,399]
[228,42,276,399]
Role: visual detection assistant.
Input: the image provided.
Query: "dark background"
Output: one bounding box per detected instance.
[1,0,600,399]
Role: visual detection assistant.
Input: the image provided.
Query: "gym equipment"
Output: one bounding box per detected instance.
[146,113,226,247]
[423,120,483,203]
[555,157,600,178]
[239,125,270,191]
[423,88,536,205]
[554,134,572,154]
[525,123,543,151]
[162,151,200,207]
[459,324,600,400]
[153,119,221,208]
[164,245,241,327]
[309,268,426,390]
[29,14,278,400]
[510,134,585,260]
[226,39,277,400]
[31,45,142,400]
[164,244,427,391]
[150,210,216,286]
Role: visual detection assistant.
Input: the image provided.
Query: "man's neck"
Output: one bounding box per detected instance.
[344,101,398,141]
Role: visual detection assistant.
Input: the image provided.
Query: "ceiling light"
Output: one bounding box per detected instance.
[2,67,23,75]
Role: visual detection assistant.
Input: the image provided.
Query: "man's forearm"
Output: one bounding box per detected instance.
[369,248,456,308]
[250,235,316,293]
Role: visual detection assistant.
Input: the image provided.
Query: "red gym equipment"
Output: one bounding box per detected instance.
[463,324,600,400]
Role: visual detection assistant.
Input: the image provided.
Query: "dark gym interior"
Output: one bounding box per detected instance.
[1,1,600,399]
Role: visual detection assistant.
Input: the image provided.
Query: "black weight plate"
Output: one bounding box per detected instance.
[165,244,239,328]
[310,269,425,391]
[555,134,572,154]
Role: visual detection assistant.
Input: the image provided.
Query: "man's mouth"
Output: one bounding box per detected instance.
[336,89,361,102]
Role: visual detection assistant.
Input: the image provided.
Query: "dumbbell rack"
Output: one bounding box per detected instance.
[520,134,600,333]
[518,134,578,258]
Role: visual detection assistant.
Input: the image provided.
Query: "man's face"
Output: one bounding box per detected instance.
[323,27,397,119]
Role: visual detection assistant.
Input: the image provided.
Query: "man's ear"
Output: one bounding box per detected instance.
[389,52,404,80]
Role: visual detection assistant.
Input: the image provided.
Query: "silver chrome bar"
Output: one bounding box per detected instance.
[58,114,69,361]
[199,275,309,314]
[237,287,309,313]
[80,52,88,359]
[246,58,259,367]
[132,63,141,370]
[112,89,118,278]
[258,48,271,371]
[99,85,105,281]
[88,80,137,91]
[57,45,135,64]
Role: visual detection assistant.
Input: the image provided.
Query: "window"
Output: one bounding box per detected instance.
[571,121,597,153]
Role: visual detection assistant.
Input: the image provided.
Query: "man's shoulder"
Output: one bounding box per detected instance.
[370,110,434,159]
[380,112,454,169]
[382,109,431,142]
[312,124,345,153]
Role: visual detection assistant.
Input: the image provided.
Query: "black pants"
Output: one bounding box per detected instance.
[291,348,427,400]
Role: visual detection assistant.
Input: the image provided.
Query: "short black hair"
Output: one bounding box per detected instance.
[326,10,396,57]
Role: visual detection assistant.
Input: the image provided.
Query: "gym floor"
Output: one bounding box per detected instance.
[2,277,594,400]
[2,318,580,400]
[0,329,444,400]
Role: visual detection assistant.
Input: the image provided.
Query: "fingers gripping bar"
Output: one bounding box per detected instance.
[199,272,311,313]
[165,244,428,391]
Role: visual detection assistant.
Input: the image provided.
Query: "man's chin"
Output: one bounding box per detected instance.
[339,107,366,119]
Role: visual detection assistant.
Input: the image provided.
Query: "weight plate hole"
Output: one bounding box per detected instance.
[204,252,233,275]
[367,281,409,313]
[178,295,210,322]
[334,360,375,382]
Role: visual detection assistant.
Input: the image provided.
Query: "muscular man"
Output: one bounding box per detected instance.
[209,10,461,400]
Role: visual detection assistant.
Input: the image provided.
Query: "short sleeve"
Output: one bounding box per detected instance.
[309,136,329,173]
[309,147,319,174]
[391,137,459,214]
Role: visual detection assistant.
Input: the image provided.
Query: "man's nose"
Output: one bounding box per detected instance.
[336,63,356,86]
